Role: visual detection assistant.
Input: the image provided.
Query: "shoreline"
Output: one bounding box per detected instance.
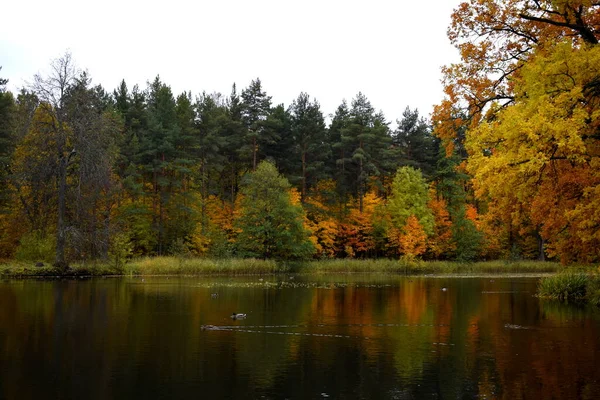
[1,257,587,279]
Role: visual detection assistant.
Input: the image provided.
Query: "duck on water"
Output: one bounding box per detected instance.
[231,313,247,320]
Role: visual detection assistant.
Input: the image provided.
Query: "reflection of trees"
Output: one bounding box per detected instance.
[1,277,599,398]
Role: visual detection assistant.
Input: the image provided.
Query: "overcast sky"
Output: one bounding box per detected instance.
[1,0,462,124]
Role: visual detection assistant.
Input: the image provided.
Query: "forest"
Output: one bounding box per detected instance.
[0,0,599,267]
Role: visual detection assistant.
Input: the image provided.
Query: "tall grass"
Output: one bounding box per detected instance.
[537,270,600,306]
[0,257,569,277]
[302,259,561,274]
[125,257,283,275]
[586,276,600,306]
[537,273,588,301]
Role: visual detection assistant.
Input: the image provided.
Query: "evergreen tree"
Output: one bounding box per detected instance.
[234,161,314,260]
[394,107,439,178]
[338,93,394,212]
[139,76,188,254]
[111,81,156,256]
[262,103,293,174]
[221,84,246,203]
[240,78,272,170]
[329,100,351,210]
[435,148,482,261]
[288,92,329,201]
[195,92,229,231]
[0,69,16,208]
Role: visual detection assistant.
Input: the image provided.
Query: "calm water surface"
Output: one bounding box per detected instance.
[1,275,599,399]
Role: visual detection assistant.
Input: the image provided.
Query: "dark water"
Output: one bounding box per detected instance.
[1,275,599,399]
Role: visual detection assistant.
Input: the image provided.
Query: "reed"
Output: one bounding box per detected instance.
[0,257,571,277]
[125,257,282,275]
[301,259,561,274]
[537,272,589,301]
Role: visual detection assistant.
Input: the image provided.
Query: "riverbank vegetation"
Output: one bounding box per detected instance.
[0,257,568,278]
[1,1,599,269]
[538,271,600,306]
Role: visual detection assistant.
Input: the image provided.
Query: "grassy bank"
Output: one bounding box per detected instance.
[299,259,562,274]
[0,257,568,277]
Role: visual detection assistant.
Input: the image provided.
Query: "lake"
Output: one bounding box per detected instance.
[0,275,599,399]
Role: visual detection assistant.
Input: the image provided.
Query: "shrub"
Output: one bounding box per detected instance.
[14,231,55,264]
[109,232,133,271]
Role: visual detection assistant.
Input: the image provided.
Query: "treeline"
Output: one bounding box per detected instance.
[0,53,542,266]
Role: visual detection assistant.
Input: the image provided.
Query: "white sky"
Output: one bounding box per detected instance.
[1,0,462,124]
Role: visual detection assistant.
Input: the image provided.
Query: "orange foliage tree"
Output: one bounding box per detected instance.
[434,1,600,151]
[336,191,384,258]
[435,1,600,263]
[392,215,427,258]
[467,42,600,262]
[303,180,340,258]
[426,195,455,259]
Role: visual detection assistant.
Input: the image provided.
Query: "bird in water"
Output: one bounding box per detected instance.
[231,313,247,320]
[441,287,447,292]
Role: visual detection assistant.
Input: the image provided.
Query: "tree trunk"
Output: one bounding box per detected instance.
[201,161,207,235]
[253,136,257,171]
[537,230,545,261]
[55,156,68,269]
[301,147,306,201]
[358,141,364,213]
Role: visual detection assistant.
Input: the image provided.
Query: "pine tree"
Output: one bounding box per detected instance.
[0,68,16,209]
[394,107,439,178]
[435,148,482,261]
[288,92,329,201]
[221,84,247,203]
[240,78,272,170]
[339,93,394,212]
[139,76,184,254]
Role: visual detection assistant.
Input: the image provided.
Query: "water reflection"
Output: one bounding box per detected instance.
[0,276,599,399]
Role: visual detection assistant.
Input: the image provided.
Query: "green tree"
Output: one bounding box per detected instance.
[220,84,247,203]
[262,103,293,172]
[194,92,228,233]
[241,78,272,170]
[328,100,351,209]
[137,76,197,254]
[387,166,434,235]
[234,161,315,259]
[435,147,483,261]
[288,92,329,201]
[394,107,439,178]
[0,68,16,209]
[338,93,394,212]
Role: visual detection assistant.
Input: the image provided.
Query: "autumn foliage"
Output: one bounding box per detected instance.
[2,3,599,264]
[433,0,600,263]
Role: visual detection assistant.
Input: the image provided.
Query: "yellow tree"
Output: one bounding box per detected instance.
[434,1,600,152]
[467,41,600,262]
